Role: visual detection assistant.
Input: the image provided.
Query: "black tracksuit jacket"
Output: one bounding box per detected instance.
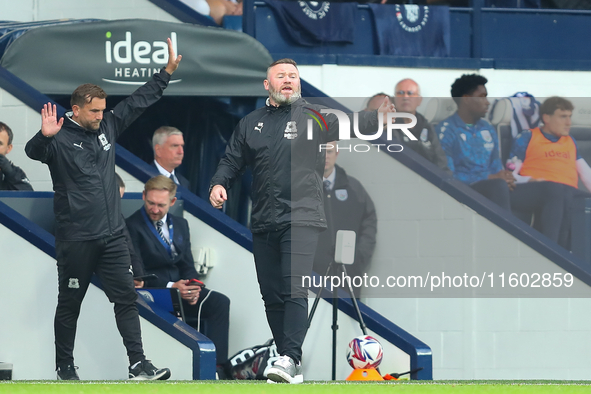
[211,98,379,233]
[25,69,171,241]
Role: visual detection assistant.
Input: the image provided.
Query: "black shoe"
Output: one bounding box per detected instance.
[128,360,171,381]
[57,364,80,380]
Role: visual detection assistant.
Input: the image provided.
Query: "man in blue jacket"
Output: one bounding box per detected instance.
[25,38,181,381]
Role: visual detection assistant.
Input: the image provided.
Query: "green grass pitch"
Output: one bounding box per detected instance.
[3,381,591,394]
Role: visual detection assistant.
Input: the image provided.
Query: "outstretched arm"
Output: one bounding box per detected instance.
[111,37,182,138]
[209,120,248,204]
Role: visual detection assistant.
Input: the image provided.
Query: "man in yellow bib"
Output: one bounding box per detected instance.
[508,96,591,248]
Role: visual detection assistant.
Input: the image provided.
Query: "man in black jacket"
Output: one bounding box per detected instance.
[209,58,394,384]
[393,78,451,175]
[126,175,230,367]
[0,122,33,190]
[313,142,377,298]
[25,38,181,381]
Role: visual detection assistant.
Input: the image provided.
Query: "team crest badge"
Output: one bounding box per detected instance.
[68,278,80,289]
[420,128,429,142]
[299,1,330,20]
[98,133,111,151]
[284,121,298,139]
[395,5,430,33]
[335,189,348,201]
[480,129,493,142]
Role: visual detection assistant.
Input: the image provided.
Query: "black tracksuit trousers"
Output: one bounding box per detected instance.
[252,225,320,363]
[54,231,144,369]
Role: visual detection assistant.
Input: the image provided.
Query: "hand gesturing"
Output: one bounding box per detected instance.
[41,102,63,137]
[164,37,182,75]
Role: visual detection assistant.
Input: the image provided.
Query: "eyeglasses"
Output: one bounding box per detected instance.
[395,90,419,97]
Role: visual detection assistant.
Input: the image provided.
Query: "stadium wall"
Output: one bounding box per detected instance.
[0,221,193,380]
[335,142,591,380]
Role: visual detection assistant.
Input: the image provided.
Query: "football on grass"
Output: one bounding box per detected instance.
[346,335,383,369]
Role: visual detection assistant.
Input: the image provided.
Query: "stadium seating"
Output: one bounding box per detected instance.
[487,98,514,164]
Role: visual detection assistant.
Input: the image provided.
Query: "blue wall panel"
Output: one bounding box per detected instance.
[482,10,591,61]
[449,9,472,58]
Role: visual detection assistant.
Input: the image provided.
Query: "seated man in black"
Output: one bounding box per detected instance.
[0,122,33,190]
[126,175,230,368]
[392,79,451,175]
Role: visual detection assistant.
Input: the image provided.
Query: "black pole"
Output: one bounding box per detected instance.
[331,278,338,381]
[341,264,367,335]
[307,263,332,328]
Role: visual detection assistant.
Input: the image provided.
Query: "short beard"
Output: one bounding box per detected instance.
[269,88,301,106]
[82,121,101,131]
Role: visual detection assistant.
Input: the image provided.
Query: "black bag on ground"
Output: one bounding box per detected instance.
[222,338,279,380]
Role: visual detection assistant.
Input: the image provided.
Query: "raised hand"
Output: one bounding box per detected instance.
[164,37,182,75]
[41,103,63,137]
[377,95,396,114]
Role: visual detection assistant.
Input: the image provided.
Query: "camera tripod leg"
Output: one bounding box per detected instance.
[307,261,333,328]
[341,264,367,335]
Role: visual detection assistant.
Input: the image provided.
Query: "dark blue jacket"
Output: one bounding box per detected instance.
[126,207,199,288]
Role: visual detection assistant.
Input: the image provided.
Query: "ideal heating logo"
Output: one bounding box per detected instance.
[102,31,181,85]
[304,108,418,153]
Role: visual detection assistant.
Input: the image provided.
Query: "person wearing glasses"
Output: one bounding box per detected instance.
[392,79,451,174]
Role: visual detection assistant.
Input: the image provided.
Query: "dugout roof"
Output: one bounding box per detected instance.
[0,19,272,96]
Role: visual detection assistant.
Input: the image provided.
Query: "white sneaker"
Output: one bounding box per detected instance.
[266,355,303,384]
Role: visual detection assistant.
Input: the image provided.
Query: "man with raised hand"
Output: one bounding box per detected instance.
[25,38,181,381]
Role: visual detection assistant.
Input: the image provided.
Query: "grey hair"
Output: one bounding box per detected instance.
[152,126,183,149]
